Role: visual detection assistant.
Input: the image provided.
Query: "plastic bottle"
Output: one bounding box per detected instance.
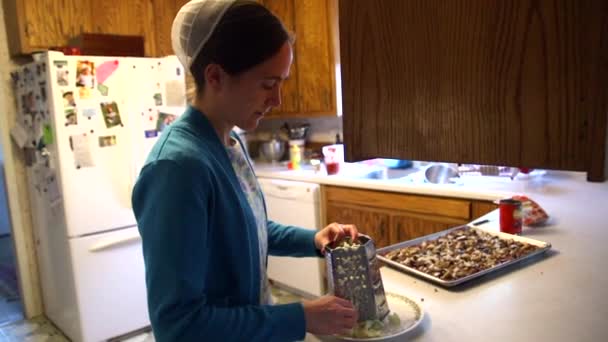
[290,143,301,170]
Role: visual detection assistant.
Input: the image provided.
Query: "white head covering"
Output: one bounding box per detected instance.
[171,0,237,70]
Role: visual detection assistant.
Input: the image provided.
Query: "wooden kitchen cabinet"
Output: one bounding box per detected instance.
[471,200,498,221]
[322,185,491,247]
[390,215,454,244]
[262,0,338,118]
[339,0,608,181]
[89,0,157,56]
[260,0,299,115]
[152,0,191,58]
[4,0,166,57]
[325,203,391,248]
[4,0,340,117]
[390,200,497,243]
[4,0,92,55]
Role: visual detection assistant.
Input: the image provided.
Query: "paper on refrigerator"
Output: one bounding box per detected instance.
[10,124,30,148]
[70,134,95,168]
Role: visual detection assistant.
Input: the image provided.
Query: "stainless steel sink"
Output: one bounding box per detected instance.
[273,163,425,183]
[345,167,423,181]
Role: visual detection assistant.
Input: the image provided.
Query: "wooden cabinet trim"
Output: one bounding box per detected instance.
[325,186,471,220]
[3,0,30,54]
[324,201,468,226]
[264,110,337,119]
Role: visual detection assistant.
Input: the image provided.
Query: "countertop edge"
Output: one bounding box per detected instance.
[254,169,512,202]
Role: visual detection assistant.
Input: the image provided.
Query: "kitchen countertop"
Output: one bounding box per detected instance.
[255,161,553,202]
[256,163,608,341]
[374,172,608,342]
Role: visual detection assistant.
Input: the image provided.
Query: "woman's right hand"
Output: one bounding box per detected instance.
[302,296,358,335]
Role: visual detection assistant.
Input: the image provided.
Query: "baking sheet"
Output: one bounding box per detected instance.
[376,225,552,287]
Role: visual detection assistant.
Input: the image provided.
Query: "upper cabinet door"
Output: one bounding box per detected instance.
[4,0,157,56]
[153,0,191,58]
[293,0,336,116]
[264,0,339,118]
[261,0,300,115]
[339,0,608,181]
[89,0,157,56]
[4,0,93,54]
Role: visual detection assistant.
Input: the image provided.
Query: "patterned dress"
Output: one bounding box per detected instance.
[225,138,272,305]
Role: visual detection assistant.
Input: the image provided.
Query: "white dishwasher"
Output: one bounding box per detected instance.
[258,178,324,297]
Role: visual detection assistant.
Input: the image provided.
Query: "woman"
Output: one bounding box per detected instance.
[132,1,359,341]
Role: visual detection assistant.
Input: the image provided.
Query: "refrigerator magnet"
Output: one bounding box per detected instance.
[76,61,95,88]
[65,108,78,126]
[100,101,123,128]
[153,92,163,106]
[82,108,97,120]
[53,61,69,86]
[96,60,119,85]
[97,84,109,96]
[10,71,19,86]
[44,169,62,205]
[144,130,158,138]
[157,112,177,132]
[24,147,37,167]
[153,82,163,105]
[98,135,117,148]
[43,125,54,145]
[22,112,34,130]
[79,87,92,100]
[62,91,76,107]
[32,113,44,142]
[10,124,29,149]
[39,82,47,102]
[22,91,36,114]
[23,67,33,87]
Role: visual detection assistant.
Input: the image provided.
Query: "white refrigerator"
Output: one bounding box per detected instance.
[10,51,186,342]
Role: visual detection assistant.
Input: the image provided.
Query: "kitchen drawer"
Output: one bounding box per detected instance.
[324,186,471,220]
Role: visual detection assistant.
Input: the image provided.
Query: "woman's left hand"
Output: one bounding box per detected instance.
[314,222,359,253]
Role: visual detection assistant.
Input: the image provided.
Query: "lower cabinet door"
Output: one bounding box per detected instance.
[326,203,391,248]
[390,215,466,244]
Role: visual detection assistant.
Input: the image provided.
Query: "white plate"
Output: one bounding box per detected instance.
[321,292,424,342]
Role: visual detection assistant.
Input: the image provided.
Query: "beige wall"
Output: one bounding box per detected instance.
[0,2,43,317]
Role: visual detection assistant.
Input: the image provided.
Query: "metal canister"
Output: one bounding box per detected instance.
[325,235,390,322]
[499,199,523,234]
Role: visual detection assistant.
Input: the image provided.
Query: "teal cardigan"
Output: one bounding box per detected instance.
[132,106,320,342]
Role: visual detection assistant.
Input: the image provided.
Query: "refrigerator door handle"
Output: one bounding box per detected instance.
[89,230,142,252]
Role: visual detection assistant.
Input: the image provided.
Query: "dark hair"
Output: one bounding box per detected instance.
[190,0,292,96]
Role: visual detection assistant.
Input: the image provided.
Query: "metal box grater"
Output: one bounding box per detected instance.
[325,235,390,322]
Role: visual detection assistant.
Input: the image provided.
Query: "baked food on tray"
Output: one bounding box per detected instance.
[383,228,540,281]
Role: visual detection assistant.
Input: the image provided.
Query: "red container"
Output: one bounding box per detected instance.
[326,162,340,175]
[499,199,523,234]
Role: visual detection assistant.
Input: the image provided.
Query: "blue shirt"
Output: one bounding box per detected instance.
[132,106,320,342]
